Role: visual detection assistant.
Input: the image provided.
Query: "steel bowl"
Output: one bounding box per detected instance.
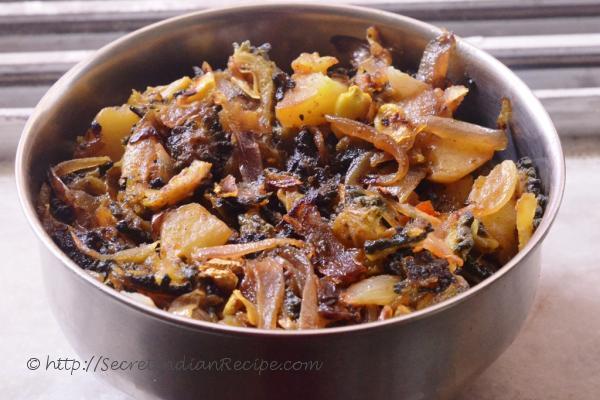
[15,4,565,400]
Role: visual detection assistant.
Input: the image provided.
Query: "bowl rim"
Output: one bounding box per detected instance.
[15,2,565,338]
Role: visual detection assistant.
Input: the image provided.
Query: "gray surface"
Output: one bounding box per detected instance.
[1,139,598,399]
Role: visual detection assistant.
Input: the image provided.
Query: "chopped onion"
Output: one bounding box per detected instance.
[253,258,285,329]
[341,275,400,306]
[143,160,212,210]
[191,238,305,262]
[394,202,441,227]
[299,270,320,329]
[422,115,507,151]
[53,156,112,177]
[69,230,158,263]
[326,115,408,186]
[416,233,464,269]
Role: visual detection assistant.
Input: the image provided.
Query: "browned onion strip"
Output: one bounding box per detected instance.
[191,238,305,262]
[325,115,408,186]
[143,160,212,210]
[422,115,508,151]
[344,151,372,185]
[416,32,455,88]
[233,131,263,182]
[299,270,320,329]
[69,229,158,263]
[308,126,329,164]
[253,258,285,329]
[53,156,112,177]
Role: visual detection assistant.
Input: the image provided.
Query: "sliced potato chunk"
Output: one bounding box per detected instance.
[94,105,140,161]
[424,134,494,183]
[468,160,518,217]
[160,203,233,260]
[480,197,517,263]
[275,73,347,128]
[515,192,538,250]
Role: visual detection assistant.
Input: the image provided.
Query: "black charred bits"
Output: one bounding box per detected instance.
[284,287,302,319]
[273,70,295,102]
[365,223,432,254]
[458,254,498,285]
[73,121,103,158]
[165,105,231,179]
[51,228,109,272]
[393,251,455,294]
[49,196,75,224]
[517,156,546,228]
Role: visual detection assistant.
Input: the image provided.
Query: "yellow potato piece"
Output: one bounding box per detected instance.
[468,160,518,217]
[93,105,140,161]
[480,197,518,263]
[160,203,232,260]
[515,192,538,250]
[275,73,347,128]
[424,134,494,183]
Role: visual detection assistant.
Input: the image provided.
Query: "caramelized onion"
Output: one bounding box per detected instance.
[53,156,112,177]
[341,275,400,306]
[252,258,285,329]
[233,131,263,183]
[191,238,305,262]
[299,270,320,329]
[416,32,455,88]
[326,115,408,185]
[422,116,508,151]
[69,230,158,263]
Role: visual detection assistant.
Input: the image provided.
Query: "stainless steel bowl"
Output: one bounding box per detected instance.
[15,4,565,399]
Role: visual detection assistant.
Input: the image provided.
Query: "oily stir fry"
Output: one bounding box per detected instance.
[38,28,546,329]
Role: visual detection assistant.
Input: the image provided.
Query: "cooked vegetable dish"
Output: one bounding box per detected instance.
[37,28,546,329]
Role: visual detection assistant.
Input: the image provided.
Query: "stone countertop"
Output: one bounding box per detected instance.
[1,138,599,399]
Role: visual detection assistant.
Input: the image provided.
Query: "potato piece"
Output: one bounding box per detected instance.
[515,192,538,250]
[275,73,347,128]
[93,106,140,161]
[423,134,494,183]
[468,160,518,217]
[160,203,233,260]
[480,197,517,263]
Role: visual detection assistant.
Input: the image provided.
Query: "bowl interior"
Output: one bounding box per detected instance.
[16,4,564,332]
